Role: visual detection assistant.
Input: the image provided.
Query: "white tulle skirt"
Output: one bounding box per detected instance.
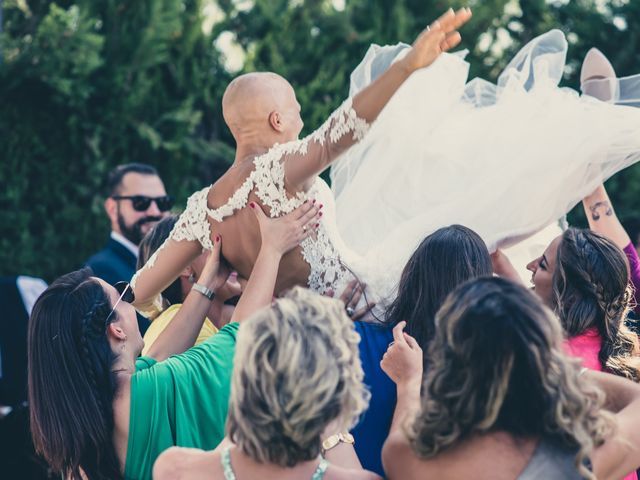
[331,30,640,300]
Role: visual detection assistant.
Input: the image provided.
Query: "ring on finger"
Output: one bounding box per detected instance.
[346,306,355,317]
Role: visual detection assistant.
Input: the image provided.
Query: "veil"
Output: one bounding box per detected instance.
[330,30,640,297]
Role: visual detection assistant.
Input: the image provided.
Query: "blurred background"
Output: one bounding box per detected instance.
[1,0,639,282]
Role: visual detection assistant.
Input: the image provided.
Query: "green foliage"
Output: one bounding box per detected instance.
[1,0,639,280]
[0,0,232,280]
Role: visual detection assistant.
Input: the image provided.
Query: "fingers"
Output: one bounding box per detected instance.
[392,320,408,345]
[297,201,322,225]
[351,302,376,321]
[432,7,471,34]
[441,31,462,52]
[349,283,364,309]
[211,234,222,260]
[339,279,358,303]
[403,332,421,351]
[249,201,267,224]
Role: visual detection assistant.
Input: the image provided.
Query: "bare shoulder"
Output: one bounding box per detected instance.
[325,465,383,480]
[153,447,219,480]
[380,431,437,479]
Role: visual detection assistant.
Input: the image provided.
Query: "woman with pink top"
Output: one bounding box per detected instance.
[491,47,640,384]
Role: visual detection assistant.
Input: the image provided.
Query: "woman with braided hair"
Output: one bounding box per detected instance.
[27,202,321,480]
[494,226,640,381]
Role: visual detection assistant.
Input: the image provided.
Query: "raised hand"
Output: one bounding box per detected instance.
[249,200,322,256]
[329,279,376,321]
[381,321,423,388]
[400,7,472,74]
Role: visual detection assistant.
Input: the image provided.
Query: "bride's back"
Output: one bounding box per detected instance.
[207,161,311,296]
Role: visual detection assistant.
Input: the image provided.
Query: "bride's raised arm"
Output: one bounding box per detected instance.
[283,7,472,191]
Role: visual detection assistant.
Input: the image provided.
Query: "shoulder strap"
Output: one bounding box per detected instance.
[221,446,237,480]
[311,458,329,480]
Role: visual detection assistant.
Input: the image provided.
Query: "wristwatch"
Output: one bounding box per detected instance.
[321,432,355,453]
[191,283,215,300]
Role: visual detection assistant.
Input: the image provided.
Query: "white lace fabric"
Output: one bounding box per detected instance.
[133,97,370,302]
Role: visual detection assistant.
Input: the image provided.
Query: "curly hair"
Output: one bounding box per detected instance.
[226,287,370,467]
[410,277,614,479]
[553,228,640,380]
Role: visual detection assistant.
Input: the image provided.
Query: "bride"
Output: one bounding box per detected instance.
[131,7,640,314]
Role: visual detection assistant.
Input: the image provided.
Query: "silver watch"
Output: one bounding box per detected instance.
[192,283,215,300]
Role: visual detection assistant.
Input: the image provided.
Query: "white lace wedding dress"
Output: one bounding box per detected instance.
[132,30,640,309]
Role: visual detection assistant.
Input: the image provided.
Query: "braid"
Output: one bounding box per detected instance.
[556,229,640,380]
[73,292,121,480]
[79,299,112,422]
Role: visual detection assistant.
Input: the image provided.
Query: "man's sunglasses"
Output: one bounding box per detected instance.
[111,195,174,212]
[105,281,135,324]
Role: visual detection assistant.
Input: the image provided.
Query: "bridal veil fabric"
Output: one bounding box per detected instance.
[330,30,640,300]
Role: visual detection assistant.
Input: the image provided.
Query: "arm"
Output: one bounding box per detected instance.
[131,238,202,318]
[582,184,631,249]
[284,8,472,190]
[491,250,524,285]
[588,371,640,480]
[379,324,424,479]
[145,236,230,362]
[583,184,640,312]
[380,321,423,435]
[131,192,211,318]
[229,201,321,323]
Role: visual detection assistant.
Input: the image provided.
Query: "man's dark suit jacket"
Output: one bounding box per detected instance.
[85,236,150,334]
[85,236,137,286]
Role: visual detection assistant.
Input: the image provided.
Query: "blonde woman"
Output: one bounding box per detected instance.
[154,287,380,480]
[381,277,640,480]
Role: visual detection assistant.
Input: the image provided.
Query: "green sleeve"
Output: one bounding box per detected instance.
[125,322,239,480]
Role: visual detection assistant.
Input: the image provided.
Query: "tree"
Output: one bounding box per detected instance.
[0,0,232,280]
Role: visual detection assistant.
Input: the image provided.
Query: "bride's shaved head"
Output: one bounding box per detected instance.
[222,72,299,139]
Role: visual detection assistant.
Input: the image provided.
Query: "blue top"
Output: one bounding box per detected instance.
[351,321,395,477]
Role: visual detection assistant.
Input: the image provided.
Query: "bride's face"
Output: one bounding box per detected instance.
[526,235,561,306]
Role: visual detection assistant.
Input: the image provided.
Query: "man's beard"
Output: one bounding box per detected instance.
[117,210,162,245]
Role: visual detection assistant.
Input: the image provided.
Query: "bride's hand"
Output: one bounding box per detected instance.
[250,200,322,256]
[400,7,472,74]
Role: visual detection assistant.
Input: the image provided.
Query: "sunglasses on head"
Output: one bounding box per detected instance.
[105,281,136,324]
[111,195,174,212]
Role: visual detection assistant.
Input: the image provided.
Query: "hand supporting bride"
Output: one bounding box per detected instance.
[230,200,322,323]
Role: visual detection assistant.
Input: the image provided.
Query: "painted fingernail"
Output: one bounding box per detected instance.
[315,223,320,228]
[249,202,255,208]
[312,199,317,204]
[319,212,323,217]
[215,235,221,242]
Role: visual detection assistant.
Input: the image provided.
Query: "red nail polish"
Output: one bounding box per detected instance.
[315,223,320,228]
[312,199,317,204]
[249,202,255,208]
[319,204,324,208]
[319,212,323,217]
[215,235,221,242]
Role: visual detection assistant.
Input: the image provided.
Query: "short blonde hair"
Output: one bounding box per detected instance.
[227,287,370,467]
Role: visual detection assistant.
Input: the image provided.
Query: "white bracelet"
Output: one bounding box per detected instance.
[192,283,214,300]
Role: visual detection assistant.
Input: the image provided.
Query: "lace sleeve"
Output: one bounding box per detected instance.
[282,98,370,189]
[131,188,213,318]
